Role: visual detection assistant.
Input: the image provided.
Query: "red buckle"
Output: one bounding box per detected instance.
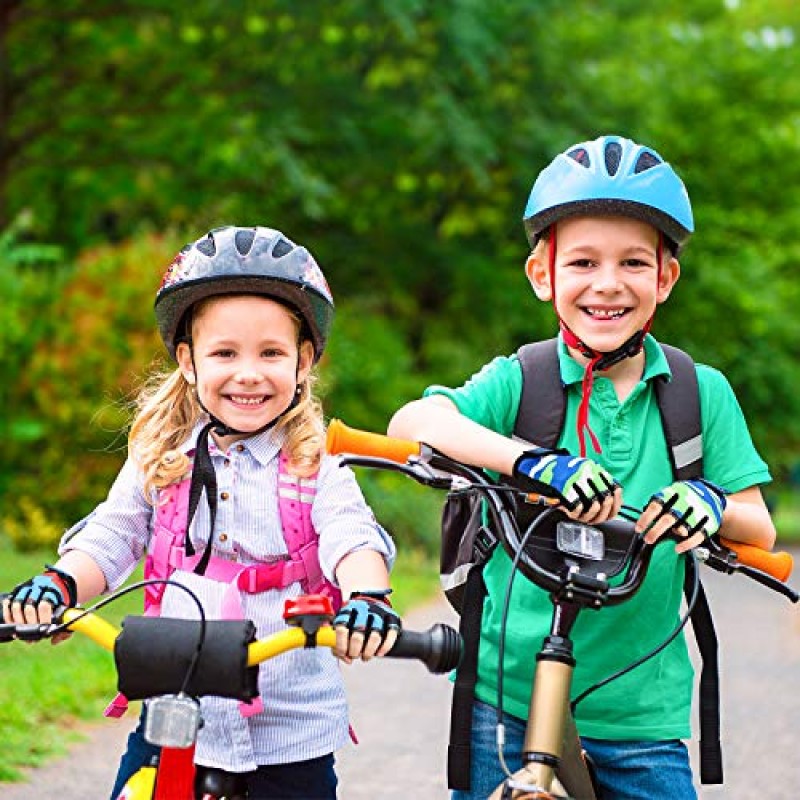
[239,562,284,594]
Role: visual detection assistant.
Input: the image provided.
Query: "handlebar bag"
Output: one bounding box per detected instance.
[115,616,259,702]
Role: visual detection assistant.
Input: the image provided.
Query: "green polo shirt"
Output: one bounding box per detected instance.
[425,335,770,740]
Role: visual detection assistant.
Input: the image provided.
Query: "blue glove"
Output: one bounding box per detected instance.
[333,590,401,642]
[646,479,728,538]
[8,565,78,610]
[513,448,618,512]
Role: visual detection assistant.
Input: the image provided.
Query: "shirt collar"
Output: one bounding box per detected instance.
[181,418,286,465]
[557,333,671,386]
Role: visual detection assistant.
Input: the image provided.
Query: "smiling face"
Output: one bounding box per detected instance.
[526,215,680,361]
[176,294,313,446]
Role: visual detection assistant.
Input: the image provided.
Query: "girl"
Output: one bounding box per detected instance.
[4,225,400,799]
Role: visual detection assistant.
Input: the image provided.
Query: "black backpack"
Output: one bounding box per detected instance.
[444,338,722,790]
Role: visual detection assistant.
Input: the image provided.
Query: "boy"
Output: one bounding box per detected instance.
[388,135,775,799]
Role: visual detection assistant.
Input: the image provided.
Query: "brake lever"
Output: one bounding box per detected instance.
[695,546,799,603]
[338,454,466,490]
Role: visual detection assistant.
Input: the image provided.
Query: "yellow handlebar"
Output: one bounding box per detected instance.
[62,608,339,666]
[247,625,337,666]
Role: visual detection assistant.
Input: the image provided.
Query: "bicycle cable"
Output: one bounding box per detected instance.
[48,578,208,697]
[570,549,699,709]
[495,506,559,781]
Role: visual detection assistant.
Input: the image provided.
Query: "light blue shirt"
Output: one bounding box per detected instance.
[61,423,395,771]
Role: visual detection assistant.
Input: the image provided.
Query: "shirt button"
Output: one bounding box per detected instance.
[220,492,230,501]
[219,533,228,542]
[236,444,245,453]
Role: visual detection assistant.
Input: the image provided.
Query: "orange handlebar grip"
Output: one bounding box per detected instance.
[720,537,794,583]
[326,419,421,464]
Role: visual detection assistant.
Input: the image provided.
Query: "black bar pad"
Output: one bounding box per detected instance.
[115,616,259,701]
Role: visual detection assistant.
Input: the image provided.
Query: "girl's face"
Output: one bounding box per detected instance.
[526,215,680,358]
[176,295,313,445]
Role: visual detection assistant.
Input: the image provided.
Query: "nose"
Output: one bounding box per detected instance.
[591,263,624,292]
[234,361,265,384]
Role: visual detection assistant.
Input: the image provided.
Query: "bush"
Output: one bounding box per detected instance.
[3,232,184,528]
[1,498,64,552]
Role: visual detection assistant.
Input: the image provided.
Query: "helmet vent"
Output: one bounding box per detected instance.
[566,147,590,167]
[634,151,662,174]
[604,141,622,176]
[234,228,256,256]
[195,236,216,257]
[272,238,294,258]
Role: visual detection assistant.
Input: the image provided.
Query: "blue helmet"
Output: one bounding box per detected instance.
[523,135,694,253]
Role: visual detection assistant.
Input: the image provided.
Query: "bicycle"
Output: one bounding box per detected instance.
[325,419,799,800]
[0,586,462,800]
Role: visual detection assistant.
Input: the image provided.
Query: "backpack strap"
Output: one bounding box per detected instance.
[515,338,564,448]
[655,346,722,783]
[654,344,704,480]
[447,340,564,789]
[446,564,489,790]
[278,451,341,609]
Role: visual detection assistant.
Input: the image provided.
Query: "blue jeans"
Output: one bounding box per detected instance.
[109,711,159,799]
[451,699,697,800]
[110,709,338,799]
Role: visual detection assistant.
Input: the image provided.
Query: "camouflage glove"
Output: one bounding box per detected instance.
[513,448,618,512]
[647,479,727,538]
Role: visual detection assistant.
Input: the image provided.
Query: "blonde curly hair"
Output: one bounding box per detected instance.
[129,302,325,499]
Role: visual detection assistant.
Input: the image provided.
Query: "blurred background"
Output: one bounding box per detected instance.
[3,1,800,785]
[2,0,800,555]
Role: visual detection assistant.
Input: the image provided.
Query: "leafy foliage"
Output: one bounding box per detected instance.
[2,0,800,542]
[4,233,182,527]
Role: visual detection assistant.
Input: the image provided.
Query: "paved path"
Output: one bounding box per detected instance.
[1,553,798,799]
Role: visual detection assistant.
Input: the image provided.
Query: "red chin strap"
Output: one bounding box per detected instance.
[547,226,663,457]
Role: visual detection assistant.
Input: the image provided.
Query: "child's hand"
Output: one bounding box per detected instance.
[513,448,621,521]
[3,565,78,644]
[332,591,401,664]
[637,479,728,553]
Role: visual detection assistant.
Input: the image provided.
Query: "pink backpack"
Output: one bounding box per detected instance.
[105,449,341,719]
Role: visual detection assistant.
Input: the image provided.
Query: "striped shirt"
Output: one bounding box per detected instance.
[60,423,395,771]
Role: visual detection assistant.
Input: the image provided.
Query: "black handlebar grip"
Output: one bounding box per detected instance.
[387,623,462,673]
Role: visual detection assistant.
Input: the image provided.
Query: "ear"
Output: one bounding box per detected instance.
[175,342,196,385]
[525,251,552,302]
[656,256,681,304]
[296,340,315,384]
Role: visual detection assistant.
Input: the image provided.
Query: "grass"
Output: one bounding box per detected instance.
[0,541,145,781]
[0,541,439,783]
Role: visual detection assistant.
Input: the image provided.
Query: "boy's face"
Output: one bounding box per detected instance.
[526,215,680,356]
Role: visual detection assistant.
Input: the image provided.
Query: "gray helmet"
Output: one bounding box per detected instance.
[155,226,334,361]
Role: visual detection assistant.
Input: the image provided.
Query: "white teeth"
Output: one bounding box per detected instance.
[231,396,264,405]
[586,307,626,319]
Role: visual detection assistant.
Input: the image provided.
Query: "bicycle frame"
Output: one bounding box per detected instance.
[326,419,799,800]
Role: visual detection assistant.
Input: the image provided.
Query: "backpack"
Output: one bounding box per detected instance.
[444,338,723,790]
[104,448,341,720]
